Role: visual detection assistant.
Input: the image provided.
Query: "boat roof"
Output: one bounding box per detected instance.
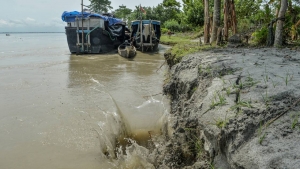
[131,20,160,25]
[61,11,124,26]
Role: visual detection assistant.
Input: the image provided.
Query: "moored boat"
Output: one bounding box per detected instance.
[130,20,161,52]
[61,11,128,54]
[118,42,136,58]
[6,34,10,36]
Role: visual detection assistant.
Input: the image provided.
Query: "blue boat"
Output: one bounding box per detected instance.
[130,20,161,52]
[61,11,128,54]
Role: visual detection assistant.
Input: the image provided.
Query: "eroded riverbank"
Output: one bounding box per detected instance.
[151,47,300,168]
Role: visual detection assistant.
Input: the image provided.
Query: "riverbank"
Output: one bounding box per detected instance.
[151,46,300,168]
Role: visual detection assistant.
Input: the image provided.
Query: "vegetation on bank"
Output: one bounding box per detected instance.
[89,0,300,48]
[160,33,219,66]
[88,0,300,64]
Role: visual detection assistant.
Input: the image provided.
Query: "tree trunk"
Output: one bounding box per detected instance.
[224,0,229,41]
[204,0,210,44]
[274,0,288,47]
[216,27,223,45]
[230,0,237,34]
[211,0,221,43]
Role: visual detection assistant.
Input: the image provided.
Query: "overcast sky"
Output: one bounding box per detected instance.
[0,0,164,32]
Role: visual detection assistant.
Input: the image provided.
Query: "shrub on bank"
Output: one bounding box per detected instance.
[164,19,180,32]
[252,26,268,45]
[161,28,168,34]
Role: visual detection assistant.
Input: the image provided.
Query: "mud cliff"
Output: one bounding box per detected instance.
[151,48,300,169]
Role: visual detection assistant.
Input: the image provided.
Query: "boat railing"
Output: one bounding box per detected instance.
[75,16,91,54]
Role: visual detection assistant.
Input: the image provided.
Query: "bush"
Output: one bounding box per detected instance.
[238,18,252,33]
[164,19,180,32]
[161,27,168,34]
[252,26,268,45]
[179,24,193,32]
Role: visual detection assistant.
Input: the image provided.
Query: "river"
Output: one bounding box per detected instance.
[0,33,169,169]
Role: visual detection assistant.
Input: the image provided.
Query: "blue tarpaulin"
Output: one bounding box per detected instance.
[61,11,123,26]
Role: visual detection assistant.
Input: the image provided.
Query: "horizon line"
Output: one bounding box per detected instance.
[0,32,64,33]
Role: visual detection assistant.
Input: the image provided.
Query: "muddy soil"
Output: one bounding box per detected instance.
[150,47,300,169]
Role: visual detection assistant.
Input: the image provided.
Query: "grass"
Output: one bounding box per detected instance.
[258,120,266,145]
[192,86,198,93]
[230,100,253,112]
[161,32,220,65]
[214,118,228,129]
[232,78,257,90]
[263,74,269,84]
[271,78,279,88]
[210,91,227,109]
[284,72,294,86]
[160,35,191,45]
[169,42,217,63]
[184,128,205,159]
[275,71,294,86]
[225,87,231,96]
[194,137,204,158]
[261,90,271,105]
[291,114,299,129]
[199,65,215,78]
[259,133,266,145]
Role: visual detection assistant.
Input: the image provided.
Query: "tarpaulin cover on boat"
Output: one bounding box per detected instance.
[61,11,123,26]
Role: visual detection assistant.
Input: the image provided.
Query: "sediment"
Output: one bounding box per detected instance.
[151,47,300,169]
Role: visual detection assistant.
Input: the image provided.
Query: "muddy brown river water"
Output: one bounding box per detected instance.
[0,33,169,169]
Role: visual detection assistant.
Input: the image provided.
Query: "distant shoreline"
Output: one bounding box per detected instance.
[0,32,64,34]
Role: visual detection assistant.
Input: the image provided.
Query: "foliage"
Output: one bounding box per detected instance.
[163,0,181,7]
[161,28,169,34]
[182,0,205,26]
[164,19,181,32]
[125,3,181,26]
[113,5,132,21]
[160,34,191,45]
[89,0,112,13]
[238,18,253,34]
[164,40,218,64]
[252,26,268,45]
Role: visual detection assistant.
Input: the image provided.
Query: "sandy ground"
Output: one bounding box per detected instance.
[150,47,300,169]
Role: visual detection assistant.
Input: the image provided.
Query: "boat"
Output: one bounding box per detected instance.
[6,34,10,36]
[118,41,136,58]
[61,11,129,54]
[130,20,161,52]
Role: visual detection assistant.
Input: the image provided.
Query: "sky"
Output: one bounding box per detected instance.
[0,0,164,32]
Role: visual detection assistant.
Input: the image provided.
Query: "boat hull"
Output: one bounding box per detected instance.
[65,26,124,54]
[118,43,136,58]
[130,20,161,52]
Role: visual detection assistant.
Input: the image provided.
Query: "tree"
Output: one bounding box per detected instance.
[114,5,132,21]
[162,0,182,22]
[163,0,181,7]
[224,0,237,41]
[211,0,221,43]
[182,0,204,26]
[89,0,113,13]
[274,0,288,46]
[204,0,210,43]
